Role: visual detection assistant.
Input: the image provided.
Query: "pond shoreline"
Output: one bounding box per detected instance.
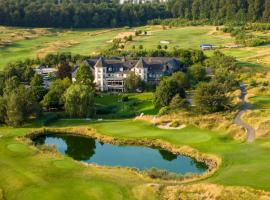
[24,126,221,183]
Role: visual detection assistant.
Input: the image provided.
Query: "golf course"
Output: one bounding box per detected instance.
[1,25,270,70]
[1,23,270,200]
[1,116,270,200]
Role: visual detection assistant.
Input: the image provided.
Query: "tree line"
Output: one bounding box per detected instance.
[0,0,169,28]
[168,0,270,23]
[1,0,270,28]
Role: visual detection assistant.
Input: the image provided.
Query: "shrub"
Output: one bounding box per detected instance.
[170,121,180,128]
[158,106,170,116]
[144,168,184,180]
[121,95,129,102]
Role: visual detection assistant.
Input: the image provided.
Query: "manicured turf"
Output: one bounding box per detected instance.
[1,118,270,199]
[0,126,158,200]
[250,96,270,109]
[89,120,270,191]
[0,28,124,70]
[95,92,158,117]
[2,25,270,70]
[125,26,233,50]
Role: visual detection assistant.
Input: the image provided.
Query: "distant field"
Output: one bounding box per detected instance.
[0,27,125,69]
[125,26,234,50]
[1,25,270,70]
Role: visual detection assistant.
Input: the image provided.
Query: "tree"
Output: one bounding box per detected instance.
[206,51,237,71]
[169,94,189,111]
[42,78,71,109]
[193,81,231,113]
[57,61,72,80]
[124,72,142,92]
[30,73,47,102]
[188,64,207,84]
[3,76,20,95]
[171,72,190,89]
[0,96,6,124]
[64,84,95,118]
[75,64,94,86]
[31,74,43,87]
[0,73,5,96]
[4,85,40,126]
[154,77,185,108]
[213,69,239,92]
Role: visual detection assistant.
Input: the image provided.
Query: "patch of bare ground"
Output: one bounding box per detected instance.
[36,40,80,58]
[207,26,232,39]
[161,184,270,200]
[25,127,221,184]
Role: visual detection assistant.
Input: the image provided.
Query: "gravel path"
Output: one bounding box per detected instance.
[234,84,255,143]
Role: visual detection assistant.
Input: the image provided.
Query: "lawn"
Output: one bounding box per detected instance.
[95,92,158,118]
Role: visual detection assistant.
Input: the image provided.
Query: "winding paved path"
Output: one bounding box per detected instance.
[234,84,256,143]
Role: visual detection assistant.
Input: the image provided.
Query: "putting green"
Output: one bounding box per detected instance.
[92,120,212,143]
[53,160,77,169]
[7,143,31,154]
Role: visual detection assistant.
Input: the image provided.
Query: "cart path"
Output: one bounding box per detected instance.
[234,84,255,143]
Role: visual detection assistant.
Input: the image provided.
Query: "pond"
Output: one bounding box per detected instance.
[33,134,207,174]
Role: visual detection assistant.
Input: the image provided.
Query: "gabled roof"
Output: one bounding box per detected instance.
[95,57,105,68]
[134,57,148,69]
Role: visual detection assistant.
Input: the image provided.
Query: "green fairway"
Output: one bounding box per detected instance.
[88,120,270,191]
[2,25,270,71]
[0,126,158,200]
[1,118,270,199]
[0,28,124,70]
[250,96,270,109]
[125,26,233,50]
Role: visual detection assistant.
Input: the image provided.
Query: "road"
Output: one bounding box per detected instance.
[234,84,256,143]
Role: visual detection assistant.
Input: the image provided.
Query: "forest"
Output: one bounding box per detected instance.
[1,0,270,28]
[0,0,169,28]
